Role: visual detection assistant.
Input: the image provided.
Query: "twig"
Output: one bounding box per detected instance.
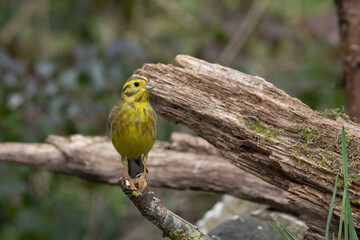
[0,0,38,43]
[217,0,270,66]
[119,177,213,240]
[154,0,201,31]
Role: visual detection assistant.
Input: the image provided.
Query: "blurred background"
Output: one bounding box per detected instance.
[0,0,344,239]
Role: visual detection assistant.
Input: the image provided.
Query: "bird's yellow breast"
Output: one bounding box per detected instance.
[109,101,156,159]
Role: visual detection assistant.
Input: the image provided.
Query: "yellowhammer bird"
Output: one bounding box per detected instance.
[108,75,156,189]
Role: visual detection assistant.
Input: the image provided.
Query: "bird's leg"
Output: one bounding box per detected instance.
[138,155,148,190]
[121,157,136,189]
[137,165,148,190]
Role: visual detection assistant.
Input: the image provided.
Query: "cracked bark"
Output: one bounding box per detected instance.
[132,55,360,239]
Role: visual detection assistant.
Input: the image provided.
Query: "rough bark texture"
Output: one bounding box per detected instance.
[132,55,360,239]
[119,178,212,240]
[335,0,360,119]
[0,133,290,212]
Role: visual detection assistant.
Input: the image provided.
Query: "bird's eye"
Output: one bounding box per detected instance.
[134,82,139,87]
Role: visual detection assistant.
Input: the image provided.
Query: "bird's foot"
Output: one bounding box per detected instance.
[119,177,137,190]
[129,181,137,190]
[137,173,148,190]
[119,174,147,190]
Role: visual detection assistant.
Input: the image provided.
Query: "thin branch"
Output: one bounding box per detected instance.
[218,0,270,65]
[154,0,201,31]
[0,0,38,43]
[119,177,212,240]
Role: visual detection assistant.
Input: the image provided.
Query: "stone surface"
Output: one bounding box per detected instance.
[208,214,283,240]
[198,195,307,240]
[197,195,268,233]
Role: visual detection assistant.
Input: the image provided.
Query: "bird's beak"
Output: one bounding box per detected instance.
[144,82,154,89]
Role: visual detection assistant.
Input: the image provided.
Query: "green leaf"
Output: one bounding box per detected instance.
[346,193,358,240]
[336,126,358,240]
[273,216,300,240]
[337,126,347,240]
[325,171,340,240]
[270,222,290,240]
[341,126,348,186]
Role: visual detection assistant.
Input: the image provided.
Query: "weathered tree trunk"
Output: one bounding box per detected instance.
[334,0,360,119]
[133,55,360,239]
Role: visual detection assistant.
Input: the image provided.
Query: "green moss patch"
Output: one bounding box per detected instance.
[318,107,356,122]
[291,127,360,181]
[298,126,322,144]
[245,118,281,139]
[290,126,340,170]
[236,116,244,124]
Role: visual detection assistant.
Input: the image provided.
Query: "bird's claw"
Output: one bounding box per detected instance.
[137,173,148,190]
[119,173,147,190]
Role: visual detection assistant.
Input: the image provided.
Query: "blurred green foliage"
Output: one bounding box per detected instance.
[0,0,344,239]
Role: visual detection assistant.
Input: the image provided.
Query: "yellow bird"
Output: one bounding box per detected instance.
[108,75,156,189]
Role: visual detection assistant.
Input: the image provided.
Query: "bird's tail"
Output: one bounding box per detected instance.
[128,156,144,179]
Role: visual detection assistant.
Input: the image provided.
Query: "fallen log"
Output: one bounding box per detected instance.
[0,133,289,213]
[133,55,360,239]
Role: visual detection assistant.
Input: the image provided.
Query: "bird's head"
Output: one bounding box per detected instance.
[121,75,154,103]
